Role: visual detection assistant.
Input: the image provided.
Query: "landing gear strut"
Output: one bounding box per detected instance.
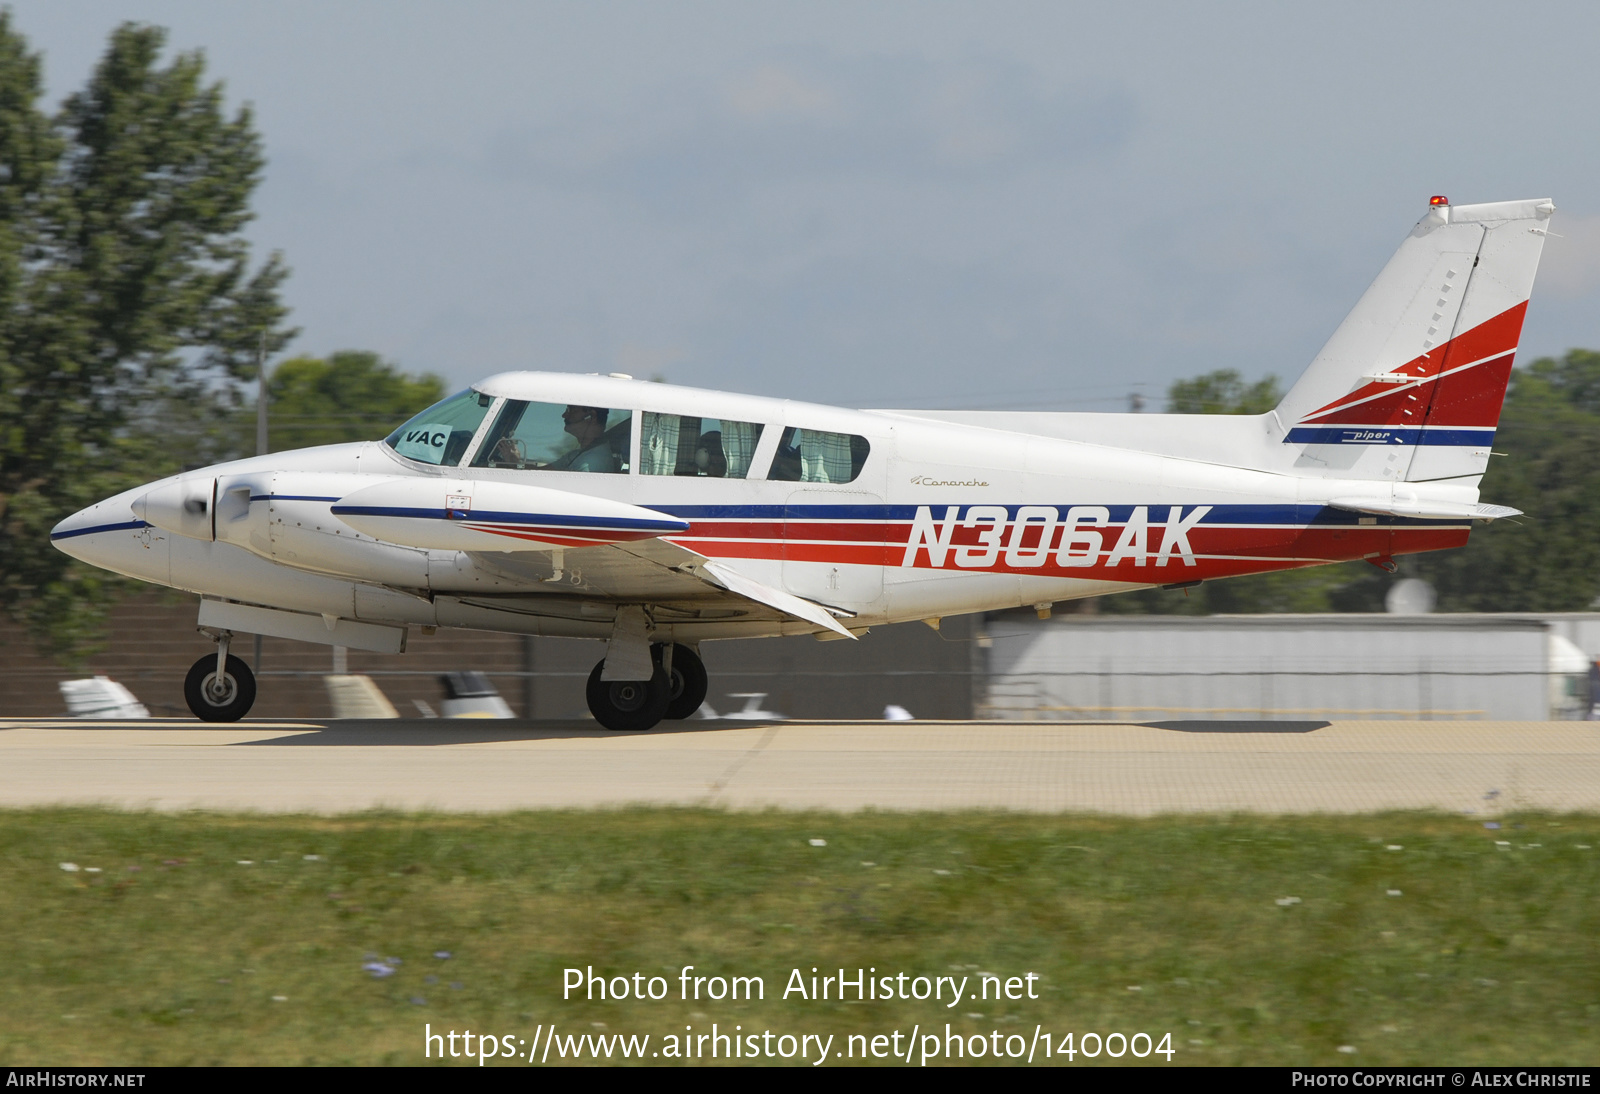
[184,632,257,722]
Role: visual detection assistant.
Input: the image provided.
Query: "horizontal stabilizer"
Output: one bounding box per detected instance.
[1327,497,1522,522]
[700,561,857,638]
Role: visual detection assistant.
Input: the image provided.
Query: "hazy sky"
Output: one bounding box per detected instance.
[16,2,1600,410]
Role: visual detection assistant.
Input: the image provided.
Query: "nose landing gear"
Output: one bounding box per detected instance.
[184,632,257,722]
[583,642,709,732]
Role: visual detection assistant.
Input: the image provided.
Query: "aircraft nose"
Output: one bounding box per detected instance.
[51,503,120,553]
[49,490,160,571]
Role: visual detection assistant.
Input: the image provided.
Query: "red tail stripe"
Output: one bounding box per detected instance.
[1300,302,1527,423]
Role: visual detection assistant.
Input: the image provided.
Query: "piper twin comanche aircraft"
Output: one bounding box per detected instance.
[51,196,1551,730]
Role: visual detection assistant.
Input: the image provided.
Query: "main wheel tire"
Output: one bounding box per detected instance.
[585,659,670,732]
[655,643,708,720]
[183,653,257,722]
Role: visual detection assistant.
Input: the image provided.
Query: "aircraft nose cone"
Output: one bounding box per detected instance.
[49,486,171,584]
[49,496,144,563]
[50,506,95,546]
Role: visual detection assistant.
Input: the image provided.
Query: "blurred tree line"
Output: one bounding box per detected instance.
[1104,355,1600,615]
[266,352,443,451]
[0,18,440,659]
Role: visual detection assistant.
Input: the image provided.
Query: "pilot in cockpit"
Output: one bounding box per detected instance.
[549,405,617,472]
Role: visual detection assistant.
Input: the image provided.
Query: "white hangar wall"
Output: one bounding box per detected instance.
[979,614,1595,722]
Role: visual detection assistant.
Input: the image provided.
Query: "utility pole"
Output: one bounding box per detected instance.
[256,330,269,457]
[254,331,267,676]
[522,634,536,720]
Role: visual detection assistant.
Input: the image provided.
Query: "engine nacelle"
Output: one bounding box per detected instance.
[213,471,431,588]
[132,477,215,541]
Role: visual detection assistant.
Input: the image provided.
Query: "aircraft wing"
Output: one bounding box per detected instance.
[448,535,857,638]
[332,476,856,636]
[613,538,857,638]
[333,477,689,549]
[694,560,856,637]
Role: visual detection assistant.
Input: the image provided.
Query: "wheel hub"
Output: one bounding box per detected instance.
[608,681,648,711]
[202,672,237,706]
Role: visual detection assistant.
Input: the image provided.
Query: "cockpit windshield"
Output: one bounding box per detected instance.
[384,389,495,465]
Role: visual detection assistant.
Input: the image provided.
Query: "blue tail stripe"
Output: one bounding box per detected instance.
[1285,426,1495,446]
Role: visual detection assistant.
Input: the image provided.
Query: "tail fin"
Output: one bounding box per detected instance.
[1274,197,1553,483]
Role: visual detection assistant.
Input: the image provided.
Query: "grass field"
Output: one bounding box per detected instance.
[1,808,1597,1066]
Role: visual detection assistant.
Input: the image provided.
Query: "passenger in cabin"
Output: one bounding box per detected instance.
[769,433,803,481]
[694,431,727,477]
[551,405,617,473]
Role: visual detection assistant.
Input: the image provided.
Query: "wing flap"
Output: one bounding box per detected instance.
[462,535,858,637]
[611,535,856,637]
[699,561,857,639]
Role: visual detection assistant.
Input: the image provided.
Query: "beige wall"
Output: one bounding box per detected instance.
[0,592,977,720]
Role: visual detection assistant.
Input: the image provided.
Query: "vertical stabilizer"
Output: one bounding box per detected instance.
[1275,197,1553,483]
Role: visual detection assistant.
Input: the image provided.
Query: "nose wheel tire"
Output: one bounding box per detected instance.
[585,659,671,732]
[654,643,708,720]
[184,654,257,722]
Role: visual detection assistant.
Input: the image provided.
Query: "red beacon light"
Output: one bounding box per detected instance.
[1429,195,1450,206]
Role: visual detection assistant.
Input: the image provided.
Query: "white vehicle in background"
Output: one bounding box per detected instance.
[52,197,1551,731]
[59,677,149,719]
[438,672,516,718]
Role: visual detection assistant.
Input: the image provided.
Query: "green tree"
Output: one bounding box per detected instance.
[1371,350,1600,612]
[0,18,295,659]
[265,352,446,450]
[1166,369,1282,414]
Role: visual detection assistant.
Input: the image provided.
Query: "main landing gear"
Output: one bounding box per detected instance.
[184,632,257,722]
[585,643,707,732]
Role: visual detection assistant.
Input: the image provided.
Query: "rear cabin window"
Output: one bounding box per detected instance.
[639,413,766,478]
[470,400,633,474]
[385,389,494,466]
[767,427,870,483]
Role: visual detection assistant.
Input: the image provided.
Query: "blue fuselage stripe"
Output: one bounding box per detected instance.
[50,519,150,541]
[655,503,1462,526]
[1285,427,1495,446]
[251,494,341,502]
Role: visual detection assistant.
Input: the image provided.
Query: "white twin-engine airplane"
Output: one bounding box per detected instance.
[52,196,1551,729]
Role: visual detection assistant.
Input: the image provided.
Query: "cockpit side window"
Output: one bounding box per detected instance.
[470,400,633,474]
[766,427,870,483]
[639,413,766,478]
[385,390,495,465]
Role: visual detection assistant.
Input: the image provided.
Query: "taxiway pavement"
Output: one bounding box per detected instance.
[0,718,1595,814]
